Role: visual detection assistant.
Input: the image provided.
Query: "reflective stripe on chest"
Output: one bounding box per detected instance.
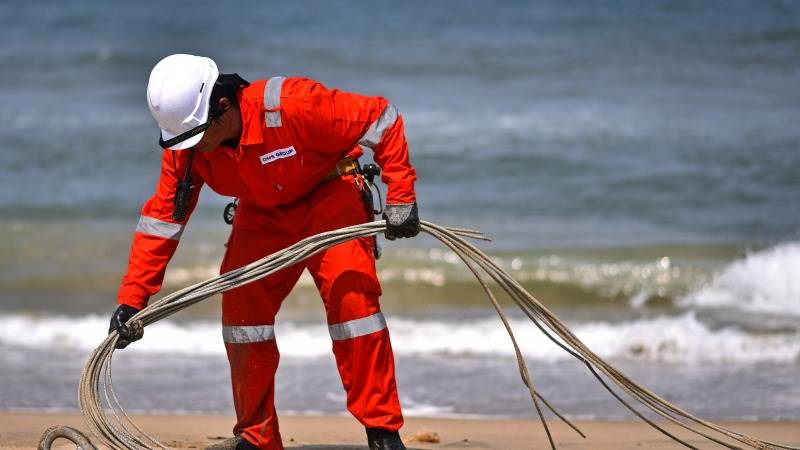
[263,76,285,128]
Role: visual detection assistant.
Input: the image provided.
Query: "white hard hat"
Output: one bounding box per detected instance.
[147,54,219,150]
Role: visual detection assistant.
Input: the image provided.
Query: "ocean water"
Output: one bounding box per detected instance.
[1,0,799,422]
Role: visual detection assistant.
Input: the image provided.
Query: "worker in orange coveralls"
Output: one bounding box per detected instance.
[108,54,419,450]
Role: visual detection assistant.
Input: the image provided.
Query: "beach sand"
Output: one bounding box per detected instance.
[1,412,798,450]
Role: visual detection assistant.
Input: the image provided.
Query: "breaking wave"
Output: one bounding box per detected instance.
[679,241,800,316]
[0,313,796,364]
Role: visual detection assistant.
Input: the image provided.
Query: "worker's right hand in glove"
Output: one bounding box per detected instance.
[383,202,420,240]
[108,304,142,349]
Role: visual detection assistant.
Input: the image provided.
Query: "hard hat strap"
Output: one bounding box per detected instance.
[158,122,211,149]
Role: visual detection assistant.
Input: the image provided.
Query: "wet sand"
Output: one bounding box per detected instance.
[1,412,798,449]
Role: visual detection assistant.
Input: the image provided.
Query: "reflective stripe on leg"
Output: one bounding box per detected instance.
[329,312,386,341]
[223,324,275,344]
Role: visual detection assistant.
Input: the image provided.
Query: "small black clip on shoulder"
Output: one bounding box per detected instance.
[223,198,238,225]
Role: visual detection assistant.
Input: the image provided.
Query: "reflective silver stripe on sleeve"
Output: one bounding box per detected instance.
[264,76,286,128]
[358,104,399,148]
[135,216,184,240]
[329,312,387,341]
[222,325,275,344]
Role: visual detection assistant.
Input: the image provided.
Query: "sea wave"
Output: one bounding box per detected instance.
[0,313,796,364]
[406,106,656,154]
[679,241,800,316]
[161,247,710,302]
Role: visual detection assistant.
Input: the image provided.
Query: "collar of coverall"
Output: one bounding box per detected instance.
[235,84,266,147]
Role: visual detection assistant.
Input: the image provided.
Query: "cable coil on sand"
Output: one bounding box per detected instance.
[44,221,797,450]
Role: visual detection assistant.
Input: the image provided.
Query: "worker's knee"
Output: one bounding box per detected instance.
[322,270,382,323]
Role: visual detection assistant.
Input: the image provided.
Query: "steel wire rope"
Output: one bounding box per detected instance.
[41,221,798,450]
[423,221,794,450]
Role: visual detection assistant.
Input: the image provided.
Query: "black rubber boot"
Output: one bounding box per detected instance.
[205,436,259,450]
[366,428,406,450]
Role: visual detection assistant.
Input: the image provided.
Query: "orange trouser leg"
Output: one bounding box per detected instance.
[306,177,404,431]
[221,224,304,450]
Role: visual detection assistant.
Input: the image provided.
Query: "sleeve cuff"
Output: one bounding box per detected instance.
[386,181,416,205]
[117,287,149,310]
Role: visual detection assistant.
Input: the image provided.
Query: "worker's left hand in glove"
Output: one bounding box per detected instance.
[108,304,143,349]
[383,202,420,240]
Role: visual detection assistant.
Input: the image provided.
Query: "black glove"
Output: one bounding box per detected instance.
[383,202,420,240]
[108,304,143,349]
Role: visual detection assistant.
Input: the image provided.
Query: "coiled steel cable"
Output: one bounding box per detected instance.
[42,221,797,450]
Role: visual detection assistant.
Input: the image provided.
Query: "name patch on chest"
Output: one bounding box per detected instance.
[259,146,297,165]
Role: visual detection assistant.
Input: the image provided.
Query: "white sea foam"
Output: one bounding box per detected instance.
[679,241,800,316]
[399,397,468,418]
[0,313,796,364]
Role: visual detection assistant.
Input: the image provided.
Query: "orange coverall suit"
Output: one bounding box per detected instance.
[116,76,416,449]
